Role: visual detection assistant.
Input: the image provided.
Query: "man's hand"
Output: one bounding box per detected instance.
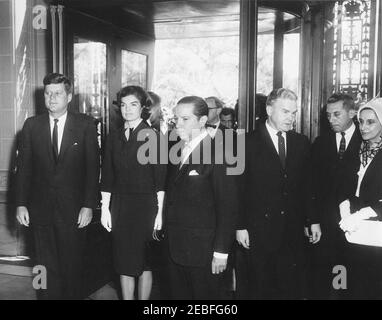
[307,224,322,244]
[212,256,227,275]
[77,207,93,228]
[16,206,30,227]
[101,206,112,232]
[236,229,250,249]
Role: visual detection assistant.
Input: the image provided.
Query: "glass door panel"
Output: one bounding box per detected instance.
[73,38,108,149]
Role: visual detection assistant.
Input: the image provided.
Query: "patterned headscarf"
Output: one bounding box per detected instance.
[358,98,382,167]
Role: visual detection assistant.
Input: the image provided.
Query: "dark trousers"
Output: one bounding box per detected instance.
[33,221,86,300]
[309,226,349,299]
[167,256,221,300]
[346,244,382,299]
[245,245,302,300]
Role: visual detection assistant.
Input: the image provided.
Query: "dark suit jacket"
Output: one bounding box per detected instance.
[16,112,100,225]
[101,120,166,195]
[350,150,382,219]
[311,128,362,232]
[165,134,239,267]
[239,124,315,252]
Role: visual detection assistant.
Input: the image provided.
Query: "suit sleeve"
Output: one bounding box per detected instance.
[83,119,100,209]
[100,131,114,193]
[212,144,239,253]
[237,133,251,230]
[153,132,167,192]
[309,137,322,225]
[303,136,319,225]
[15,119,33,207]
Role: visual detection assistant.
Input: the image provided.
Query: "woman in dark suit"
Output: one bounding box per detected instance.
[339,98,382,299]
[100,86,166,300]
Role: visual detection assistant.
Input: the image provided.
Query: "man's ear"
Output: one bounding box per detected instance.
[199,115,208,127]
[68,93,73,104]
[349,109,357,119]
[266,105,273,117]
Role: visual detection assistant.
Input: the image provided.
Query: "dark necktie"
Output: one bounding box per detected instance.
[52,119,59,162]
[339,132,346,160]
[125,127,133,141]
[277,131,286,168]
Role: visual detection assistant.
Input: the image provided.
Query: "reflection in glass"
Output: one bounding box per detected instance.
[121,50,147,88]
[74,39,107,148]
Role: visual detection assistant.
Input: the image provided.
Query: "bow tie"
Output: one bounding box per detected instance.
[207,124,217,129]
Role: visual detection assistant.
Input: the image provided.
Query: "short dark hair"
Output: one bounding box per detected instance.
[43,73,72,94]
[220,107,235,119]
[205,96,224,109]
[327,93,355,111]
[176,96,208,119]
[266,88,297,107]
[147,91,161,109]
[117,86,149,108]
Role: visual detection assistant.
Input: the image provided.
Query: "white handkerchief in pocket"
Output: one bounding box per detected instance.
[189,170,199,176]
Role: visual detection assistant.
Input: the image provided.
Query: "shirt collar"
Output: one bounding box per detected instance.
[265,120,285,137]
[125,118,142,131]
[337,122,356,137]
[186,129,208,151]
[213,120,220,128]
[49,111,67,124]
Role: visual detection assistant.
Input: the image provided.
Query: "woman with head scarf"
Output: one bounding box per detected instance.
[339,98,382,299]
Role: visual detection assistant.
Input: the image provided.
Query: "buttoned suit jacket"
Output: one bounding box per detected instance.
[165,135,239,267]
[311,128,362,235]
[16,112,100,225]
[238,124,315,253]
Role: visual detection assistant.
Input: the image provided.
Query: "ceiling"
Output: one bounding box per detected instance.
[60,0,334,39]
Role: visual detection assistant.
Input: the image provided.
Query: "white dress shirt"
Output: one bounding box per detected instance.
[265,121,287,155]
[180,130,208,166]
[207,120,221,138]
[355,161,371,197]
[336,123,356,152]
[49,112,67,154]
[125,118,142,131]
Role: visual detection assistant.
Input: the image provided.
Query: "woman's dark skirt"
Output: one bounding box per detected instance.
[111,193,157,277]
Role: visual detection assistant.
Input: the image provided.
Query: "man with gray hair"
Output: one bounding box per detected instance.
[205,96,226,138]
[236,88,321,299]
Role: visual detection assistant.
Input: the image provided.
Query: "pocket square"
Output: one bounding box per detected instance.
[189,170,199,176]
[73,142,78,146]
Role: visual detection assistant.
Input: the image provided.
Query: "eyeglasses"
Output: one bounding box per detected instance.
[208,107,222,110]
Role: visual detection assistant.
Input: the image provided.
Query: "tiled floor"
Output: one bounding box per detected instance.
[0,274,36,300]
[0,263,119,300]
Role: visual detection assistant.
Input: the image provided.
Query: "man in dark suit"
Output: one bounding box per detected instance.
[236,88,321,299]
[310,93,361,299]
[165,96,238,299]
[16,73,99,299]
[205,96,227,137]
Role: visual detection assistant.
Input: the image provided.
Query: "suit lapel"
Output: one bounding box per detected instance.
[42,113,55,164]
[360,149,382,192]
[58,112,76,162]
[329,132,338,158]
[285,131,295,171]
[344,128,361,158]
[174,136,207,183]
[260,124,284,171]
